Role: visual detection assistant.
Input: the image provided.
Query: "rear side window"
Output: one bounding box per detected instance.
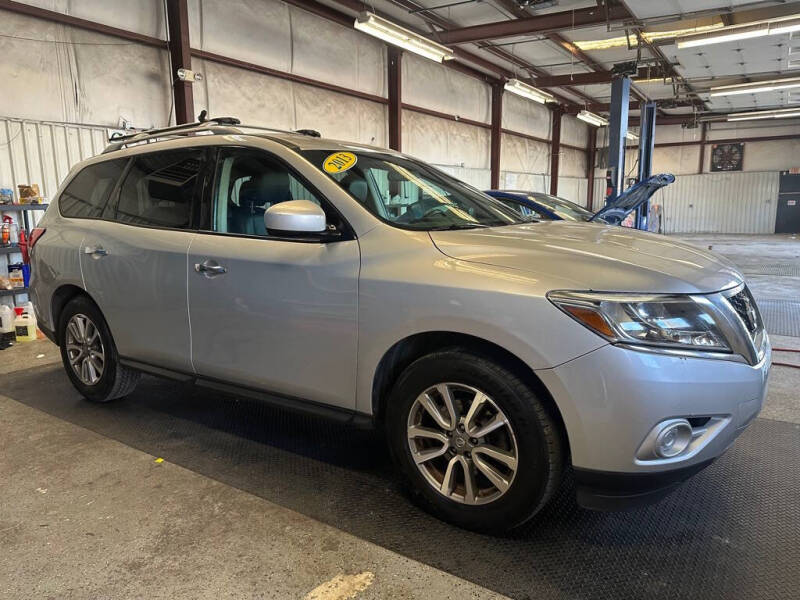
[59,159,127,219]
[115,149,205,229]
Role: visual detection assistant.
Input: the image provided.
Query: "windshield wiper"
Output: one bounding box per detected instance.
[427,224,489,231]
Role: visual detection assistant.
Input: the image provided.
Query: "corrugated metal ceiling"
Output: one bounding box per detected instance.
[341,0,800,120]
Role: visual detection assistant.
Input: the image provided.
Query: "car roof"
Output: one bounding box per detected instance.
[259,131,396,154]
[102,120,404,158]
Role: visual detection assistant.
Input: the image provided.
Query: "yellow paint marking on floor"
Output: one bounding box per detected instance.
[154,458,164,464]
[303,572,375,600]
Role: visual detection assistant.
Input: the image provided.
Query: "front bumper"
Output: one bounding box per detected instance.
[537,342,771,508]
[573,459,717,511]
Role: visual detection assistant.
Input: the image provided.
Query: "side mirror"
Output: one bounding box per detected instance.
[264,200,327,234]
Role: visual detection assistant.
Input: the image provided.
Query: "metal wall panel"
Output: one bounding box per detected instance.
[0,117,109,202]
[14,0,167,39]
[403,111,489,170]
[593,171,779,233]
[434,165,491,191]
[498,172,588,205]
[0,11,172,127]
[656,171,779,234]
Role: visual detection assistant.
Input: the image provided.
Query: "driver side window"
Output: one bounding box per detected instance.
[210,149,322,237]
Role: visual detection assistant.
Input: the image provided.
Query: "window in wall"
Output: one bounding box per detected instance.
[115,150,205,229]
[210,149,328,237]
[59,159,127,219]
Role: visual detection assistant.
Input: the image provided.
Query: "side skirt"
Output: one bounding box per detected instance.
[119,357,375,429]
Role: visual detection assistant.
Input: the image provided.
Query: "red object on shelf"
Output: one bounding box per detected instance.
[1,215,11,245]
[18,229,28,263]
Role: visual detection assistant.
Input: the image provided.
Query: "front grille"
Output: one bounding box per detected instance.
[728,286,760,335]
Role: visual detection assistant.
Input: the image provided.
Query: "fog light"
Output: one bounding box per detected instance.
[655,420,692,458]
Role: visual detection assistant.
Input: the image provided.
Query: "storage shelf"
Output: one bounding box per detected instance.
[0,204,48,211]
[0,286,28,297]
[0,245,22,255]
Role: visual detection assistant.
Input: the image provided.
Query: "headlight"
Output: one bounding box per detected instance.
[547,291,731,353]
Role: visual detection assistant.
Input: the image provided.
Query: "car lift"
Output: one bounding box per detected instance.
[605,70,658,230]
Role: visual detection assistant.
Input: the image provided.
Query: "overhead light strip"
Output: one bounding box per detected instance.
[503,79,556,104]
[354,12,454,63]
[677,15,800,49]
[576,110,608,127]
[726,107,800,121]
[710,76,800,97]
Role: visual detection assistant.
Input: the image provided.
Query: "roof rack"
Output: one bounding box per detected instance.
[103,114,322,154]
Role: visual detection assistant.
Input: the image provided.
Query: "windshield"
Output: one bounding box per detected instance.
[525,192,595,222]
[301,149,525,230]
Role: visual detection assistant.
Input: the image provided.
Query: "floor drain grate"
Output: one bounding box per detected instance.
[757,299,800,337]
[741,263,800,277]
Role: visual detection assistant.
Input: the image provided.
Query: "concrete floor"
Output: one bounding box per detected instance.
[1,233,799,599]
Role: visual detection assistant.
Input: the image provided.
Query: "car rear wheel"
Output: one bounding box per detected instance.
[58,295,140,403]
[386,348,565,533]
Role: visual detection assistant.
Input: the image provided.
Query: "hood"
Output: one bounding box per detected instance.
[429,220,743,294]
[590,173,675,224]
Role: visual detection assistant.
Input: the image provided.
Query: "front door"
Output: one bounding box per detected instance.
[776,172,800,234]
[81,148,208,372]
[187,147,359,409]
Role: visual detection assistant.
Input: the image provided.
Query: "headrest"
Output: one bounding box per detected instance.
[239,171,291,206]
[148,180,180,203]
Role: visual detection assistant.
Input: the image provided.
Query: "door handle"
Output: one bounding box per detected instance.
[83,245,108,257]
[194,259,227,277]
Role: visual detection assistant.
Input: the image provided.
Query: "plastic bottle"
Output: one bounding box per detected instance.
[0,304,15,348]
[13,306,37,342]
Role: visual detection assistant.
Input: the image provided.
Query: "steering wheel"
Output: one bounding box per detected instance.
[413,204,450,222]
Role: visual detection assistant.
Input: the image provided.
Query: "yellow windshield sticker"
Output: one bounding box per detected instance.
[323,152,357,174]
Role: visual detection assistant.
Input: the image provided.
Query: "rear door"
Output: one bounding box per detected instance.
[80,148,208,372]
[187,147,360,409]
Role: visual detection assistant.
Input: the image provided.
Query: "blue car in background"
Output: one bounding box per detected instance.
[486,173,675,227]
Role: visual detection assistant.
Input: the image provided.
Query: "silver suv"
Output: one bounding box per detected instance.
[30,119,771,532]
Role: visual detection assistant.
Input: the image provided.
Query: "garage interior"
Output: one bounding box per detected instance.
[1,0,800,598]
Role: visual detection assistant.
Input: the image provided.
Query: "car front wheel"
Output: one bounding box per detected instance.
[386,348,565,533]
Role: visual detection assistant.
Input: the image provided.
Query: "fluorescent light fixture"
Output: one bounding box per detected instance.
[770,21,800,35]
[576,110,608,127]
[574,24,724,51]
[626,131,639,142]
[727,107,800,121]
[354,12,454,62]
[678,27,765,48]
[711,76,800,97]
[677,16,800,49]
[503,78,556,104]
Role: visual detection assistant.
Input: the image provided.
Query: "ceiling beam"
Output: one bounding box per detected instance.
[433,4,630,45]
[564,98,697,114]
[531,67,671,88]
[372,0,589,107]
[489,0,645,106]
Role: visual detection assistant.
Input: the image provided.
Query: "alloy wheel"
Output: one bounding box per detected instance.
[65,314,105,386]
[406,383,519,505]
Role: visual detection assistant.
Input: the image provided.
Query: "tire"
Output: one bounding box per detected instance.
[58,295,140,403]
[386,348,564,533]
